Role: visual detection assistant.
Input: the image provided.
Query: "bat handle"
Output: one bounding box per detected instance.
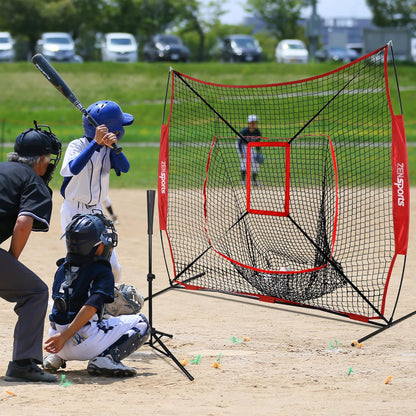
[112,142,123,154]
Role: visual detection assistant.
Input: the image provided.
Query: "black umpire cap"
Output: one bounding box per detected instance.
[14,126,60,157]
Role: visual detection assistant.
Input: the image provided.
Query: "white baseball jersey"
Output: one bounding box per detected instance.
[60,137,111,205]
[59,137,122,282]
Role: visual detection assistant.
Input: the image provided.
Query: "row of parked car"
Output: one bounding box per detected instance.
[0,30,360,64]
[275,39,359,64]
[33,32,190,63]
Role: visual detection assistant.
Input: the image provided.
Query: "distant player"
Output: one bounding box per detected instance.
[59,100,133,282]
[43,212,150,377]
[236,114,263,186]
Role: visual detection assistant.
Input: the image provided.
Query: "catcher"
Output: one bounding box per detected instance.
[43,212,150,377]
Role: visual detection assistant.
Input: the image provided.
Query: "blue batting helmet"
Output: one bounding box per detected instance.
[82,100,134,140]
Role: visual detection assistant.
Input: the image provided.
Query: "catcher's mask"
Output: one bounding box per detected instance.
[82,100,134,141]
[15,120,62,185]
[64,211,118,266]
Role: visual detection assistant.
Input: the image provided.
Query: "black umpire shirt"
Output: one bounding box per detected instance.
[0,161,52,244]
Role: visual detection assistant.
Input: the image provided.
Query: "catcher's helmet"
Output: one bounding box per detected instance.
[15,120,62,185]
[82,100,134,141]
[65,212,118,265]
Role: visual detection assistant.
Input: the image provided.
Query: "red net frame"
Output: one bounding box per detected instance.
[157,43,412,334]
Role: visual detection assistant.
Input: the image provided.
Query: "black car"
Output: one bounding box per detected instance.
[143,35,190,62]
[219,35,262,63]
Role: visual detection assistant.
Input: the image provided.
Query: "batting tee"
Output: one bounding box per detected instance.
[157,43,414,341]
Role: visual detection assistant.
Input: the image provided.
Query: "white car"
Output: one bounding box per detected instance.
[101,33,138,63]
[0,32,15,62]
[275,39,309,64]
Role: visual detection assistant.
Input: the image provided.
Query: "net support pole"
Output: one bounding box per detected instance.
[353,310,416,345]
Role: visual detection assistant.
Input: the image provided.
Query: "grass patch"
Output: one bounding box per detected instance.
[0,61,415,188]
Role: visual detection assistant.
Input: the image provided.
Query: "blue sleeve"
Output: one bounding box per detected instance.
[68,140,100,175]
[110,150,130,177]
[85,293,107,311]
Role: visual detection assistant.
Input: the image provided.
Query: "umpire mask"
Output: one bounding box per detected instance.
[15,120,62,185]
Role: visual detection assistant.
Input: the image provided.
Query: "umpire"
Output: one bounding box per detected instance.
[0,122,61,382]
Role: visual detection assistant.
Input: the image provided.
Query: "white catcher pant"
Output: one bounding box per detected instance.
[60,199,122,282]
[50,314,149,361]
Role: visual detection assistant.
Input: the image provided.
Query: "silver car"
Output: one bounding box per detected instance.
[0,32,15,62]
[36,32,82,62]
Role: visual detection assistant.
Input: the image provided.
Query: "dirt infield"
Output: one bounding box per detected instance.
[0,189,415,415]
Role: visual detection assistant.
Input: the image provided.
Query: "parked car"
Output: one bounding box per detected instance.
[35,32,82,62]
[275,39,309,64]
[101,32,138,62]
[219,35,262,63]
[411,38,416,62]
[315,46,359,63]
[0,32,15,62]
[143,35,190,62]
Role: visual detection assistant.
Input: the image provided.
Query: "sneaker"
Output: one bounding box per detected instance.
[5,360,57,383]
[87,355,137,377]
[43,354,66,372]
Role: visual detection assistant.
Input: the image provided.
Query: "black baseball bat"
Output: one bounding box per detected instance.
[147,189,156,236]
[31,53,122,154]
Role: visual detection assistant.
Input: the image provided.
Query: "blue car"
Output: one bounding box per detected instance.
[315,46,359,63]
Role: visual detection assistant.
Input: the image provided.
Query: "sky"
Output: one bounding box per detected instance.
[204,0,373,25]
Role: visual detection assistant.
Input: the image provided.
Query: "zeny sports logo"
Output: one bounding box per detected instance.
[159,160,167,194]
[394,162,405,207]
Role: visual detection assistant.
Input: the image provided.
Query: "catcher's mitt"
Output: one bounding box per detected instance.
[104,283,145,316]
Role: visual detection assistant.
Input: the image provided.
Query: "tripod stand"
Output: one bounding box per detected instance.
[145,190,194,381]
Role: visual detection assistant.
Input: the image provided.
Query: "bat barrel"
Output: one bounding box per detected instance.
[32,54,122,154]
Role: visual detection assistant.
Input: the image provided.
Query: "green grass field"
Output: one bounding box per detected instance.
[1,60,416,188]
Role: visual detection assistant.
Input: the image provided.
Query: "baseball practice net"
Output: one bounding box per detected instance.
[158,43,410,329]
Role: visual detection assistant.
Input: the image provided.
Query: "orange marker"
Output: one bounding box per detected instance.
[385,375,393,384]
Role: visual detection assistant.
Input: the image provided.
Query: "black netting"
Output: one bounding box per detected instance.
[160,45,407,320]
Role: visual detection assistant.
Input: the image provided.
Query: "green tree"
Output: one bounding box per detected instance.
[366,0,416,28]
[246,0,306,39]
[100,0,178,38]
[0,0,107,59]
[173,0,225,61]
[0,0,47,56]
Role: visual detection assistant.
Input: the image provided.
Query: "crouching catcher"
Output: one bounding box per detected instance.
[43,212,150,377]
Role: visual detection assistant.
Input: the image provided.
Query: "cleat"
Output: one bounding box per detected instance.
[87,355,137,377]
[5,360,57,383]
[43,354,66,372]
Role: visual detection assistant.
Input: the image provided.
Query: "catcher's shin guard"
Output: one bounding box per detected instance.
[106,314,150,362]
